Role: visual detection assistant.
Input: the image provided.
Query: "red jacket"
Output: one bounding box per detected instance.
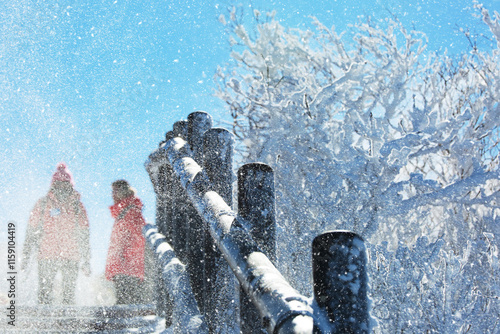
[26,190,90,262]
[105,195,146,281]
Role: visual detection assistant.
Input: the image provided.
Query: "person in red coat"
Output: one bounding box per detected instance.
[105,180,146,304]
[21,163,91,305]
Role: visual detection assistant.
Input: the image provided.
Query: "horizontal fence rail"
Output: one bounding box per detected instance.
[144,111,371,334]
[143,225,209,334]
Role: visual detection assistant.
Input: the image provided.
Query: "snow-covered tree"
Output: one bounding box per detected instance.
[215,5,500,332]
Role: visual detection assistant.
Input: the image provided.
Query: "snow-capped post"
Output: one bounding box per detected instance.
[238,163,276,333]
[186,111,213,315]
[143,225,209,334]
[312,231,370,333]
[203,128,239,332]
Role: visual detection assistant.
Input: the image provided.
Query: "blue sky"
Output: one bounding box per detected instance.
[1,0,498,274]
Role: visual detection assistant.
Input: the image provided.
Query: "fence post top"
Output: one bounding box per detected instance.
[313,230,365,241]
[203,128,234,145]
[188,110,211,118]
[172,121,188,139]
[239,162,274,173]
[165,130,174,141]
[312,231,367,255]
[204,127,232,135]
[173,120,188,127]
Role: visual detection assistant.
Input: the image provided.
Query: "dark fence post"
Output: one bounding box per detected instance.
[203,128,238,333]
[145,142,173,324]
[157,131,174,243]
[170,121,190,264]
[173,120,189,139]
[312,231,370,333]
[238,163,276,333]
[188,111,212,164]
[186,111,213,317]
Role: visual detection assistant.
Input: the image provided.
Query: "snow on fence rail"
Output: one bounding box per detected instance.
[143,225,209,333]
[144,111,371,334]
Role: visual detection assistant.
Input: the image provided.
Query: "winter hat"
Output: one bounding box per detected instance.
[112,180,130,191]
[112,179,136,201]
[52,162,74,185]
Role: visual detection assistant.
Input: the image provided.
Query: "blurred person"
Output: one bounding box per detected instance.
[21,162,91,304]
[105,180,146,304]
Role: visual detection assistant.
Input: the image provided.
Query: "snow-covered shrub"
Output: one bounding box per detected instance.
[369,234,499,333]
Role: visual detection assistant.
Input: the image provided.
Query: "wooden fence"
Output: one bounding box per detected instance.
[144,111,371,333]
